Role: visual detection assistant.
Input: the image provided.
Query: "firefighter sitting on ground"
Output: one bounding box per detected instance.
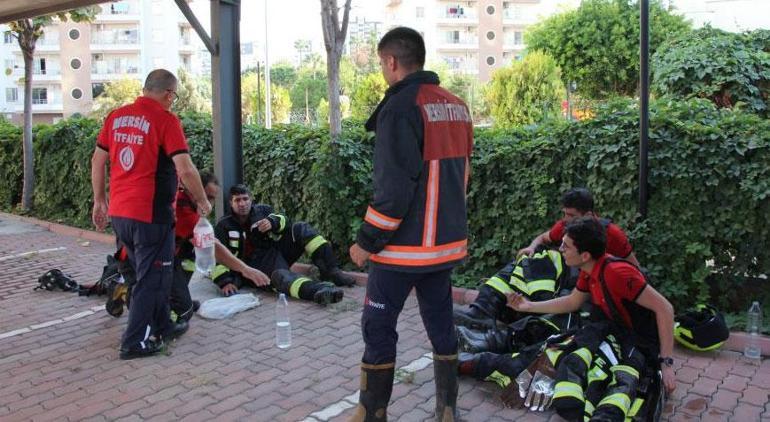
[454,187,640,330]
[212,184,354,305]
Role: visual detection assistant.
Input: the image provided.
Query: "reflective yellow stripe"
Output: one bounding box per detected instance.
[546,348,563,365]
[574,347,593,368]
[229,240,238,248]
[513,266,524,279]
[269,213,286,232]
[485,370,511,388]
[304,235,327,256]
[553,381,584,401]
[627,397,644,419]
[211,264,229,280]
[584,400,595,417]
[548,250,563,278]
[540,317,561,332]
[611,365,640,379]
[485,276,514,295]
[587,365,609,384]
[289,277,311,299]
[526,279,556,294]
[509,275,529,294]
[181,259,196,272]
[598,393,631,414]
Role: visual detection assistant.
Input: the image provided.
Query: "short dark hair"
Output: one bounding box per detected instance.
[565,217,606,260]
[378,27,425,70]
[229,184,251,200]
[143,69,177,94]
[200,171,218,187]
[561,188,594,213]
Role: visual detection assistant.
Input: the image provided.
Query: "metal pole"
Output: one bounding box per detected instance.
[211,0,243,218]
[264,0,272,128]
[639,0,650,219]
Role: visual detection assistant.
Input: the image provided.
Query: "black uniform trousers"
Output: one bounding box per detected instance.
[112,217,174,351]
[362,266,457,364]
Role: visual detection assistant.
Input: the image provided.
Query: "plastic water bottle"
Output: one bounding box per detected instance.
[275,293,292,349]
[193,217,215,277]
[744,301,762,361]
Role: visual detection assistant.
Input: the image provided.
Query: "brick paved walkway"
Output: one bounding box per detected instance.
[1,214,768,421]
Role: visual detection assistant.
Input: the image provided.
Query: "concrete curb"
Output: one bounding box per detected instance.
[3,210,767,356]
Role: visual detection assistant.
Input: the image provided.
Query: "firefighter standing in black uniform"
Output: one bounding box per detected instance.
[348,27,474,422]
[213,184,353,305]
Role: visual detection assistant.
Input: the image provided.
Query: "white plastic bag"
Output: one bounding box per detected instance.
[198,293,261,319]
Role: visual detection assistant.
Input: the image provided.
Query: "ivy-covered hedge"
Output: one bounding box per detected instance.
[1,99,769,318]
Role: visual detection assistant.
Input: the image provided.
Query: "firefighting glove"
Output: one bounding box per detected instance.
[501,349,557,410]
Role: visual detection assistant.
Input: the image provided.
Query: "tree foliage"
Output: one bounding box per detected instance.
[485,51,563,127]
[241,72,292,125]
[526,0,690,98]
[174,68,210,114]
[350,72,387,121]
[270,61,297,88]
[652,27,770,117]
[91,78,142,122]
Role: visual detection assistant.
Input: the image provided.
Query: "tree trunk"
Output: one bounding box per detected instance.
[19,22,36,211]
[320,0,351,141]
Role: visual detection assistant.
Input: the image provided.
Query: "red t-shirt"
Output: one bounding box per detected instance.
[549,219,633,258]
[97,96,189,224]
[576,254,647,328]
[175,189,198,240]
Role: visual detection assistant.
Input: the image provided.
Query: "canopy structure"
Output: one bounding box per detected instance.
[1,0,243,219]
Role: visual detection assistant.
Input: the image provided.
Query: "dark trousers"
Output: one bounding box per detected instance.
[170,259,195,321]
[112,217,174,351]
[361,266,457,364]
[243,221,319,283]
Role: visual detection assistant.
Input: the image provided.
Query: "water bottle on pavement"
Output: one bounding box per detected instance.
[744,301,762,361]
[276,293,292,349]
[193,217,215,277]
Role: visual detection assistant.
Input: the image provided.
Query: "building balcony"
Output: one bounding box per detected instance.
[437,7,478,23]
[13,102,64,113]
[502,9,536,25]
[437,37,478,51]
[91,63,141,78]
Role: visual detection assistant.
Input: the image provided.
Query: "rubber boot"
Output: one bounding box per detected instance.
[456,326,511,354]
[434,353,459,422]
[452,284,506,330]
[312,243,356,287]
[348,362,395,422]
[270,269,343,305]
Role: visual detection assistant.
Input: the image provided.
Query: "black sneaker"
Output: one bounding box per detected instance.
[119,339,164,360]
[192,300,201,313]
[161,320,189,342]
[328,269,357,287]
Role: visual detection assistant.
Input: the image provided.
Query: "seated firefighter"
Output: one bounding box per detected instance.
[172,172,270,320]
[505,217,676,418]
[213,184,355,305]
[455,187,639,330]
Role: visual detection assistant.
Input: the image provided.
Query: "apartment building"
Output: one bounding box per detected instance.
[384,0,578,81]
[0,0,199,124]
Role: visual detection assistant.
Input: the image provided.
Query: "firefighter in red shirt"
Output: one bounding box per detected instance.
[91,69,211,360]
[507,217,676,398]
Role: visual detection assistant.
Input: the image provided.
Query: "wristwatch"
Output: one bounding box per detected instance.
[658,356,674,367]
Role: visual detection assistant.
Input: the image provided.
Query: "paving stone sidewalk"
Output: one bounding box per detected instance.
[0,214,768,421]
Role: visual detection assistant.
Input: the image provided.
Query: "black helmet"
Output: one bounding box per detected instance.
[674,304,729,351]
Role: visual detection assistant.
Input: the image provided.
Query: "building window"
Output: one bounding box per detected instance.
[32,88,48,105]
[486,5,495,15]
[70,58,82,70]
[486,31,495,41]
[71,88,83,100]
[486,56,496,66]
[92,83,105,98]
[68,29,80,40]
[4,59,15,71]
[514,31,523,45]
[416,7,424,18]
[3,31,14,44]
[5,87,18,102]
[33,58,47,75]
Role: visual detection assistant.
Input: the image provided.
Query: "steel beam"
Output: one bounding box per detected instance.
[174,0,216,55]
[211,0,242,218]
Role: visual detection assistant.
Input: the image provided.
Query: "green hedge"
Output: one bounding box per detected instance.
[1,99,769,319]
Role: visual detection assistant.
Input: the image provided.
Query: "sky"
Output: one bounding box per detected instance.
[190,0,383,63]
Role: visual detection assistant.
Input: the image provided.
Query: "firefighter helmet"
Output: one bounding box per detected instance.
[674,304,729,351]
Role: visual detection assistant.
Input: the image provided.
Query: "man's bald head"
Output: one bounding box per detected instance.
[143,69,178,110]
